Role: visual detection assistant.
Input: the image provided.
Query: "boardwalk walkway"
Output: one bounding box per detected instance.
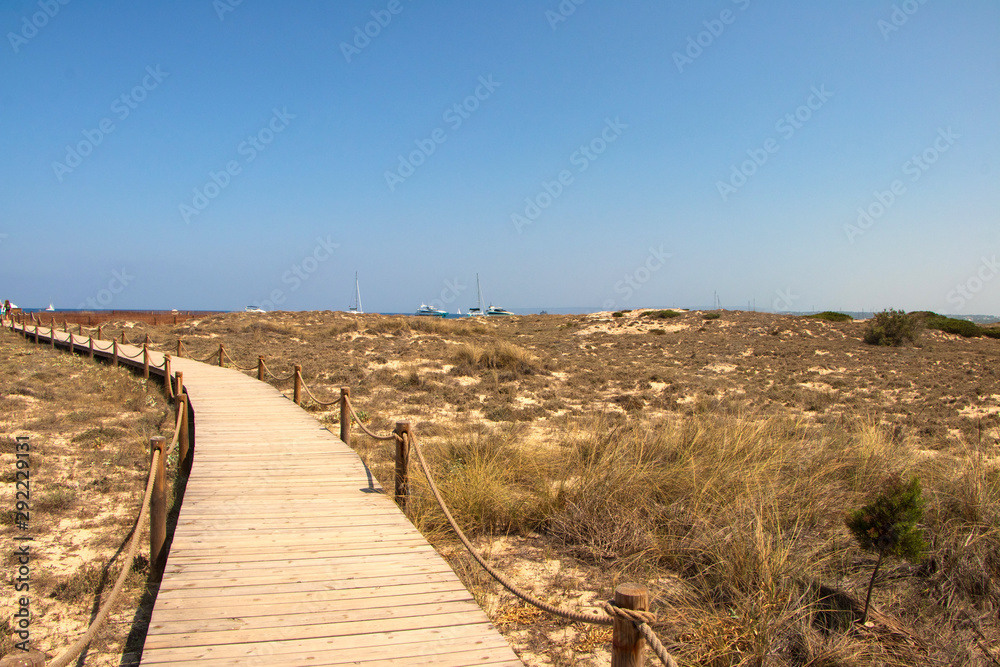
[14,324,522,666]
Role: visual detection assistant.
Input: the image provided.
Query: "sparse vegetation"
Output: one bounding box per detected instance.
[703,312,721,320]
[863,309,921,346]
[808,311,853,322]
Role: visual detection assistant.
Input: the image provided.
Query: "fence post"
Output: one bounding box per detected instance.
[340,387,351,446]
[611,584,649,667]
[98,324,103,340]
[177,338,182,357]
[112,340,119,366]
[120,331,125,344]
[34,324,39,344]
[145,333,150,345]
[143,344,150,379]
[219,343,225,367]
[175,371,184,397]
[293,365,302,404]
[149,436,167,579]
[177,393,191,474]
[257,356,264,381]
[49,325,55,348]
[62,320,67,332]
[393,422,411,510]
[67,332,73,354]
[78,323,82,334]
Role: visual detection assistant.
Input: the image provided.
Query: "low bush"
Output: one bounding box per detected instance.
[914,312,985,338]
[863,309,920,346]
[703,312,721,321]
[642,309,681,319]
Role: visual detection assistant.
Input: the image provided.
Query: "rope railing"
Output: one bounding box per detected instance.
[221,347,258,372]
[260,358,297,382]
[344,396,399,442]
[299,379,341,408]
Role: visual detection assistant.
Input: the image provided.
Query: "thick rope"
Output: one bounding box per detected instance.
[299,379,341,408]
[189,350,220,364]
[221,348,257,372]
[260,358,296,382]
[48,448,161,667]
[117,347,146,361]
[406,430,679,665]
[405,431,611,625]
[345,396,397,441]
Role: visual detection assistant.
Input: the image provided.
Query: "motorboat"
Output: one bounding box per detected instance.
[245,306,265,313]
[487,305,514,316]
[415,304,447,317]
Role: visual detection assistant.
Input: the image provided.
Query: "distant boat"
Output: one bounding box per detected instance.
[415,304,447,317]
[245,306,265,313]
[467,274,486,317]
[348,272,363,314]
[486,305,514,316]
[45,303,55,312]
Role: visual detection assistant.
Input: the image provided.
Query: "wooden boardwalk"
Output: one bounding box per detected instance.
[15,324,523,666]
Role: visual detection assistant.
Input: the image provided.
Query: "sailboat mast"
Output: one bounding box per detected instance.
[355,272,363,314]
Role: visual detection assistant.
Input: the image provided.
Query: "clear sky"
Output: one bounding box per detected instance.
[2,1,998,315]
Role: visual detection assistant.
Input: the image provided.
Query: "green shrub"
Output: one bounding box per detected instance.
[863,309,920,346]
[808,311,853,322]
[612,311,625,318]
[915,312,983,338]
[650,329,666,336]
[642,310,681,319]
[703,312,721,321]
[982,328,1000,339]
[846,475,926,622]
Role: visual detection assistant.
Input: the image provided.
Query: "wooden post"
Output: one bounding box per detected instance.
[293,365,302,405]
[149,436,167,579]
[50,326,55,348]
[120,331,125,344]
[257,356,264,381]
[611,584,649,666]
[143,344,150,379]
[62,320,67,332]
[175,371,184,397]
[34,324,39,344]
[177,394,191,474]
[98,325,103,340]
[112,340,118,366]
[89,336,94,359]
[177,338,182,357]
[340,387,351,446]
[145,333,150,345]
[218,343,225,367]
[67,332,73,354]
[77,323,82,334]
[393,422,411,509]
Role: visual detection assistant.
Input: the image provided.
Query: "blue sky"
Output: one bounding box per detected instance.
[1,0,998,315]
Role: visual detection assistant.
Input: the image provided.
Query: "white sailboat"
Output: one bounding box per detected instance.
[467,274,486,317]
[348,272,363,314]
